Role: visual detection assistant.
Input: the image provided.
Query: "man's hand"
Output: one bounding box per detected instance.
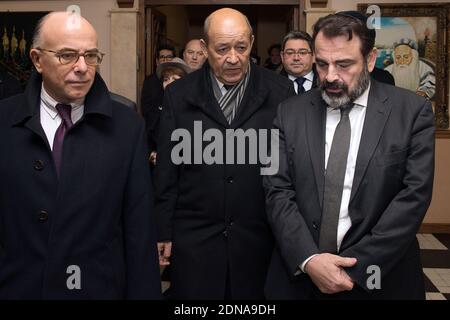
[416,90,428,99]
[150,151,157,166]
[157,241,172,266]
[304,253,357,294]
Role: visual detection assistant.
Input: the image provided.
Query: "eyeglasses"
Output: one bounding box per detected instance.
[283,49,313,58]
[159,55,174,60]
[36,48,105,66]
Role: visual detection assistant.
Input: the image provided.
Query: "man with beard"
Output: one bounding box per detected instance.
[264,12,434,299]
[385,38,435,99]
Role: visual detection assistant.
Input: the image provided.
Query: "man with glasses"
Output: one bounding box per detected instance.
[280,31,317,94]
[141,42,176,162]
[0,11,161,299]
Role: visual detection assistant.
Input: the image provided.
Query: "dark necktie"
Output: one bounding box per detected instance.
[223,84,234,91]
[319,103,354,253]
[53,103,73,177]
[295,77,306,94]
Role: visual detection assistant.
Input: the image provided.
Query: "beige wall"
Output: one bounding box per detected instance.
[0,0,118,87]
[427,139,450,223]
[157,6,189,56]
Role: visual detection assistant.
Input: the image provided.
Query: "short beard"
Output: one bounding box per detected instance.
[320,65,370,108]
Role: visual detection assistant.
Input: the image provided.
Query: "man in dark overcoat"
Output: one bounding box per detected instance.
[0,11,161,299]
[154,8,294,299]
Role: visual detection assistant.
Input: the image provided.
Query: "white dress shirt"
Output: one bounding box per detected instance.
[300,82,370,272]
[288,70,314,94]
[40,84,84,150]
[213,77,230,96]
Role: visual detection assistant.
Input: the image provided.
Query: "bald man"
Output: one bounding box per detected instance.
[154,8,294,299]
[183,39,207,71]
[0,12,161,299]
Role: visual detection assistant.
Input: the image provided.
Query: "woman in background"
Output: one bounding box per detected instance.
[149,57,191,166]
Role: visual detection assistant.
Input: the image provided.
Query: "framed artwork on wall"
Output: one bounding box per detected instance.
[358,3,449,134]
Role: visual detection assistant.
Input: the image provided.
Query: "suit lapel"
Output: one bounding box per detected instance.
[350,81,391,204]
[307,93,326,207]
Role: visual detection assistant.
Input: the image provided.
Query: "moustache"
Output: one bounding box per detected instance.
[321,81,348,92]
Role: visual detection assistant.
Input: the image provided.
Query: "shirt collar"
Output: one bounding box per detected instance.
[214,77,227,91]
[353,81,371,108]
[288,69,314,82]
[40,84,84,119]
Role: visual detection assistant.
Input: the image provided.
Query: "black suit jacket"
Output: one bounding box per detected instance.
[0,72,161,299]
[263,80,434,299]
[154,63,294,299]
[140,73,164,153]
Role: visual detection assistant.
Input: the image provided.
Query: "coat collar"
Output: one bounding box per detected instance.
[185,62,269,128]
[12,71,112,127]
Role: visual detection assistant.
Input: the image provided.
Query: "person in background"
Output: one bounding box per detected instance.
[141,42,176,157]
[279,30,318,94]
[182,39,207,71]
[263,43,282,72]
[149,57,191,166]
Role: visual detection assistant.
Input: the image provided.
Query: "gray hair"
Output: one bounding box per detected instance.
[203,11,253,44]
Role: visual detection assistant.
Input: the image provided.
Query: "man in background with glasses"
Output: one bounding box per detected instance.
[0,11,161,299]
[280,31,318,94]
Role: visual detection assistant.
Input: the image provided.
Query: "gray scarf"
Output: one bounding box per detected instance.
[210,65,251,124]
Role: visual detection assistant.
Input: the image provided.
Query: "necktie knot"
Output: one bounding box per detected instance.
[294,77,306,94]
[223,84,234,91]
[56,103,73,129]
[340,103,354,118]
[295,76,305,86]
